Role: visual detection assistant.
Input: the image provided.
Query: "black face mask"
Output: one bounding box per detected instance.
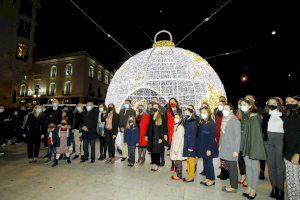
[129,120,133,124]
[138,109,143,113]
[268,105,277,110]
[286,104,298,110]
[61,123,67,126]
[108,107,113,112]
[152,108,158,113]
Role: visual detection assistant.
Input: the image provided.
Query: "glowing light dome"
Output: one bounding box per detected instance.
[106,30,226,112]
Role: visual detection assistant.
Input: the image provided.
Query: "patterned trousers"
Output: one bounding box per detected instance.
[285,159,300,200]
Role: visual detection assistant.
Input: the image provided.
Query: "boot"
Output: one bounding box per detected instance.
[259,171,265,180]
[67,157,71,164]
[277,189,284,200]
[219,168,229,180]
[270,187,277,198]
[52,159,58,167]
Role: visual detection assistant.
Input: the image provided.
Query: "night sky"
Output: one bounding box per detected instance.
[34,0,297,106]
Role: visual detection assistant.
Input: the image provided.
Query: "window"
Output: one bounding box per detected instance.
[17,19,31,39]
[65,81,71,95]
[89,83,92,91]
[104,75,109,84]
[16,42,28,61]
[49,82,55,96]
[20,84,26,96]
[50,66,57,77]
[98,87,101,98]
[97,70,102,81]
[65,64,72,76]
[89,66,94,78]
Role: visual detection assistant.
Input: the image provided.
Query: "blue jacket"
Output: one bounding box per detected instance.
[197,120,218,158]
[124,126,139,147]
[183,117,198,157]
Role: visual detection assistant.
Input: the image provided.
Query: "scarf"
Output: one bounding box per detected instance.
[221,113,233,134]
[105,112,113,130]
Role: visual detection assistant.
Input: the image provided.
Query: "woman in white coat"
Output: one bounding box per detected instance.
[170,114,186,181]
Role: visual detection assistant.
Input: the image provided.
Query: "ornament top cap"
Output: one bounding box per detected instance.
[153,30,175,48]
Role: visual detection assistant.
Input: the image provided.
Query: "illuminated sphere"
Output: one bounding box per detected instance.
[106,30,226,112]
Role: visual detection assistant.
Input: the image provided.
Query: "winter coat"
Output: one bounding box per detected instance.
[240,114,266,160]
[219,116,241,161]
[137,113,150,147]
[52,127,74,147]
[124,126,139,147]
[46,108,62,125]
[261,112,285,141]
[82,109,98,139]
[25,113,46,140]
[170,124,186,161]
[183,117,198,157]
[146,115,167,153]
[119,108,136,129]
[197,120,218,158]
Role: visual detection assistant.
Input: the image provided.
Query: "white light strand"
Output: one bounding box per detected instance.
[204,45,256,59]
[69,0,132,57]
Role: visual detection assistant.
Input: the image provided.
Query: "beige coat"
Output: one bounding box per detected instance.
[170,124,186,161]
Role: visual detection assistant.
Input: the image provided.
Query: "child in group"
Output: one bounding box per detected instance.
[124,116,139,166]
[45,124,56,163]
[170,114,186,181]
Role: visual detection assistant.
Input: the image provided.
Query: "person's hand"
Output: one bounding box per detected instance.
[232,152,239,158]
[79,136,82,141]
[136,143,139,146]
[158,139,162,144]
[41,134,44,139]
[121,128,124,132]
[82,126,88,131]
[72,130,75,133]
[188,149,193,152]
[145,136,148,141]
[164,135,168,141]
[112,135,116,139]
[206,150,211,156]
[291,153,300,165]
[22,134,26,138]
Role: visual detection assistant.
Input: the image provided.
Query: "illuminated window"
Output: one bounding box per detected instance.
[65,81,71,95]
[89,66,94,78]
[16,42,28,60]
[50,66,57,77]
[65,64,72,76]
[97,70,102,81]
[49,82,55,96]
[104,74,109,84]
[20,84,26,96]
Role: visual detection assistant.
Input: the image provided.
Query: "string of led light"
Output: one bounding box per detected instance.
[69,0,132,56]
[176,0,232,46]
[204,45,256,59]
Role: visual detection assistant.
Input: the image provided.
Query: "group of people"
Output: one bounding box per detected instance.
[0,95,299,200]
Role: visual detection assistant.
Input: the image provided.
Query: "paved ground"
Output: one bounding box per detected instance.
[0,143,279,200]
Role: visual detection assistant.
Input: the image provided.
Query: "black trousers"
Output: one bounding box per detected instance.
[105,131,115,158]
[151,153,160,165]
[83,137,96,161]
[259,160,266,172]
[27,138,41,158]
[238,152,246,175]
[160,147,165,164]
[97,135,107,157]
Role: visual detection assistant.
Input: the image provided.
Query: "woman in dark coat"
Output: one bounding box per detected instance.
[25,105,46,163]
[146,103,166,171]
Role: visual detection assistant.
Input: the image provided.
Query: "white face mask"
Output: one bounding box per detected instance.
[99,108,104,112]
[218,105,224,111]
[36,109,42,113]
[77,107,83,112]
[222,110,230,117]
[174,118,180,124]
[52,103,58,110]
[241,105,249,112]
[124,104,129,109]
[201,113,208,119]
[86,106,92,111]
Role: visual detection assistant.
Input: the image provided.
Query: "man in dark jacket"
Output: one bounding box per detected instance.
[119,99,136,161]
[81,102,98,163]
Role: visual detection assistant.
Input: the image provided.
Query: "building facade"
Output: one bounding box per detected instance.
[0,0,40,106]
[17,51,114,105]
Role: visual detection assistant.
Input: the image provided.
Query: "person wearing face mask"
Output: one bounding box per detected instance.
[182,107,198,182]
[146,103,166,171]
[219,103,241,193]
[197,107,218,187]
[104,104,120,164]
[261,97,285,199]
[239,98,266,199]
[119,99,136,162]
[97,103,107,160]
[136,104,150,165]
[81,102,98,163]
[170,114,185,181]
[71,104,84,160]
[24,105,46,163]
[166,98,182,169]
[52,119,74,167]
[283,96,300,200]
[124,117,139,166]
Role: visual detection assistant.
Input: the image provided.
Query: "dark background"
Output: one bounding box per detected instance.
[34,0,298,106]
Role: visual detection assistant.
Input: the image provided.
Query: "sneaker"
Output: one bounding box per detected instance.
[44,158,51,163]
[73,155,79,160]
[121,157,127,162]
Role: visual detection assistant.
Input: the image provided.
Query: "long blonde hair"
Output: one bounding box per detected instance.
[153,103,162,126]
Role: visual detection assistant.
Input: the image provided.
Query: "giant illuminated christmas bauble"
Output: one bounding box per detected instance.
[106,30,226,112]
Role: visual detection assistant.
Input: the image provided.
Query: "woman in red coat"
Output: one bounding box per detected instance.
[137,104,150,165]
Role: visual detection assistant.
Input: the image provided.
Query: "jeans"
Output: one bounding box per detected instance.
[128,146,136,164]
[151,153,160,165]
[83,137,96,161]
[203,157,215,180]
[27,138,41,158]
[105,131,116,158]
[97,135,107,157]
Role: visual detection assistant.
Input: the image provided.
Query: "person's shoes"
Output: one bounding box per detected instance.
[203,180,215,187]
[170,166,175,172]
[160,161,165,167]
[105,158,111,164]
[52,159,58,167]
[128,163,134,167]
[43,154,49,158]
[278,189,284,200]
[183,178,194,182]
[121,157,127,162]
[269,187,277,198]
[222,186,237,193]
[90,160,95,163]
[200,171,205,175]
[28,159,33,163]
[80,158,87,163]
[242,193,250,197]
[247,193,256,199]
[140,160,145,165]
[45,158,51,163]
[59,154,63,160]
[67,157,71,164]
[220,170,229,180]
[98,155,103,160]
[171,176,182,181]
[259,171,265,180]
[33,159,37,163]
[73,155,79,160]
